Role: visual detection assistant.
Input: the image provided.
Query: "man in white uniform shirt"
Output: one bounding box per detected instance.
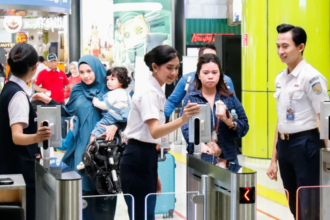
[267,24,329,219]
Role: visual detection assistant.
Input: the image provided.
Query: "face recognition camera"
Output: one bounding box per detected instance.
[188,103,212,155]
[37,105,62,170]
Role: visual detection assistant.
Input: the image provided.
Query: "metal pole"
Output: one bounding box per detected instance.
[201,175,216,220]
[68,0,81,62]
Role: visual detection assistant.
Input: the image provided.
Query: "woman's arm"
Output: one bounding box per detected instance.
[11,123,51,146]
[147,101,200,140]
[230,96,249,138]
[146,117,186,140]
[57,130,73,151]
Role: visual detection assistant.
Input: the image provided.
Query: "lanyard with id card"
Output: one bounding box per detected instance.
[286,91,295,120]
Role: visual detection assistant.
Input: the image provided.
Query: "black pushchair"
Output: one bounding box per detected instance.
[82,136,124,195]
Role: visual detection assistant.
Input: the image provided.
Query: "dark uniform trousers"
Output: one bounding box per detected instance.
[120,141,158,220]
[277,132,325,220]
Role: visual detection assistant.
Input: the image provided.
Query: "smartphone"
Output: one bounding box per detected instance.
[0,178,14,185]
[226,109,230,119]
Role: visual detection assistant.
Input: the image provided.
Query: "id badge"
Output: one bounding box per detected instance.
[212,130,218,141]
[286,104,295,120]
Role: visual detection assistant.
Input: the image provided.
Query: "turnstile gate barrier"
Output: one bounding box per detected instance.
[35,160,82,220]
[187,154,256,220]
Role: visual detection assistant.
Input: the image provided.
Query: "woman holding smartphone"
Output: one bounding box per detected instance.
[121,45,200,220]
[0,43,52,220]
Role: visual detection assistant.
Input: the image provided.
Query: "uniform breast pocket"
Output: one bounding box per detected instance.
[291,89,309,112]
[292,90,304,100]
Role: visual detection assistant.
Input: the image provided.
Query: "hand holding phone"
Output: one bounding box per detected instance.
[226,109,231,119]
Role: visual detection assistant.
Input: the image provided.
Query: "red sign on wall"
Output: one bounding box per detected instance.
[191,33,235,43]
[242,33,248,47]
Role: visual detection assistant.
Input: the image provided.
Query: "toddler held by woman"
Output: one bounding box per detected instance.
[91,67,131,140]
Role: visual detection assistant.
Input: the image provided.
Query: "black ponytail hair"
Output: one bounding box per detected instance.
[106,67,131,89]
[144,45,179,72]
[7,43,38,77]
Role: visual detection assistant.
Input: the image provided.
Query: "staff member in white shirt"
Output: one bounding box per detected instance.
[121,45,200,220]
[267,24,329,219]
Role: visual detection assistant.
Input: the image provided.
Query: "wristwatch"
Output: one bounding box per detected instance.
[229,122,236,130]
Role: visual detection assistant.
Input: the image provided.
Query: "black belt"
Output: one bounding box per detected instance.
[278,128,319,141]
[127,139,158,148]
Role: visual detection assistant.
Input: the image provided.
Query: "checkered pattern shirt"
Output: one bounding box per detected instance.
[180,90,249,162]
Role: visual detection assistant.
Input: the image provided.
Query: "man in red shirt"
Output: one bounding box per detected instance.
[34,53,72,103]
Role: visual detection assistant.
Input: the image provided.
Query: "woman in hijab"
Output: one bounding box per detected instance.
[64,61,81,100]
[35,55,124,219]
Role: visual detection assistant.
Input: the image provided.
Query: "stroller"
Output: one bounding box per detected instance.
[81,136,124,195]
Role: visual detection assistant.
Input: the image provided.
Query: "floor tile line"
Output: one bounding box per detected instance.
[173,210,187,220]
[257,209,281,220]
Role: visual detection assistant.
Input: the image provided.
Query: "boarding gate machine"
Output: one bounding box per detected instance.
[35,106,82,220]
[319,101,330,218]
[187,103,257,220]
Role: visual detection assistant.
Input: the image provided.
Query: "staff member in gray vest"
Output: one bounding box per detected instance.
[267,24,329,219]
[0,43,52,220]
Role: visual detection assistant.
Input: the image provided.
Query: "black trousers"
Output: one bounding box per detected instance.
[26,186,35,220]
[120,142,158,220]
[82,190,117,220]
[277,133,324,220]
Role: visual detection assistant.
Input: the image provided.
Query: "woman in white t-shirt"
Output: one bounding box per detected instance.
[121,45,200,220]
